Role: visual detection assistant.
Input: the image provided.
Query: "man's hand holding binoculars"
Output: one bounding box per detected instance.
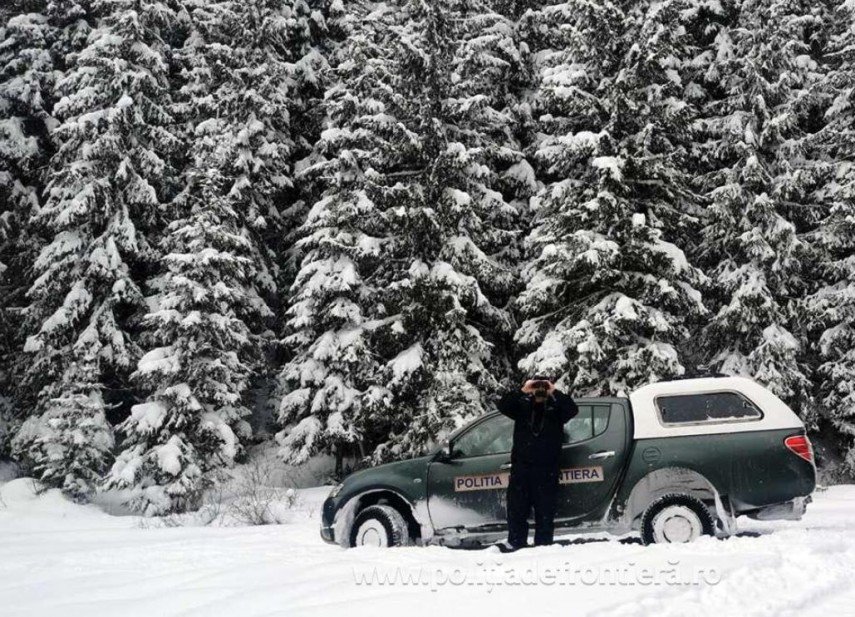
[521,378,556,401]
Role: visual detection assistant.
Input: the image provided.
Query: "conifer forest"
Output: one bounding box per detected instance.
[1,0,854,514]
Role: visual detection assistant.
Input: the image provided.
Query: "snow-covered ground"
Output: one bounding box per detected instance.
[1,479,854,617]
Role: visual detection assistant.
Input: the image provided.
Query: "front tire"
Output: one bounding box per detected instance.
[349,505,411,548]
[641,493,715,545]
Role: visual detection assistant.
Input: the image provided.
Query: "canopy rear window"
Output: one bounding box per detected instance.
[655,391,762,426]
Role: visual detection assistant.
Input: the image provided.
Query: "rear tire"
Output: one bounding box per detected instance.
[350,505,411,548]
[641,493,715,545]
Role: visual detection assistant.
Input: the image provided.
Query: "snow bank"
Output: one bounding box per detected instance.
[0,478,130,531]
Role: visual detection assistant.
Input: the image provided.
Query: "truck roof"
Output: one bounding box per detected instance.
[572,396,628,405]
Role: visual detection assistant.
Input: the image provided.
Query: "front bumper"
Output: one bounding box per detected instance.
[320,496,337,544]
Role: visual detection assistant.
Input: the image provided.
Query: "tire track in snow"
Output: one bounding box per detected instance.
[591,529,855,617]
[801,582,855,617]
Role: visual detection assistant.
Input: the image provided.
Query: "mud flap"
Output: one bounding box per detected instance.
[713,491,737,537]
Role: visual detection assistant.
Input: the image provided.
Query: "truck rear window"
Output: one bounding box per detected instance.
[655,392,762,425]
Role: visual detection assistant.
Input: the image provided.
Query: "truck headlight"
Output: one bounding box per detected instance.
[328,483,344,499]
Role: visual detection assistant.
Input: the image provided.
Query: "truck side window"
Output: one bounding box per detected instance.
[564,405,611,444]
[592,404,610,434]
[656,392,762,425]
[451,414,515,458]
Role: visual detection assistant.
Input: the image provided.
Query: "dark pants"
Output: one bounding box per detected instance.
[506,463,560,547]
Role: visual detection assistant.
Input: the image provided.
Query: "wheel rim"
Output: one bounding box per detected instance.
[356,520,389,547]
[651,505,703,543]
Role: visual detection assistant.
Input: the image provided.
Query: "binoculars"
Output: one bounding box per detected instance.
[530,378,551,402]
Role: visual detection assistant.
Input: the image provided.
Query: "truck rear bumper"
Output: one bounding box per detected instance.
[745,495,811,521]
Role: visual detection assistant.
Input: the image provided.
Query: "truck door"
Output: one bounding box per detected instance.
[426,413,514,531]
[554,402,628,524]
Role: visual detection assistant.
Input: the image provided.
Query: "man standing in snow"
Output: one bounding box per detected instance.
[497,376,578,550]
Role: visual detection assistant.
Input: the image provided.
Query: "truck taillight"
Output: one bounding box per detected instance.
[784,435,814,463]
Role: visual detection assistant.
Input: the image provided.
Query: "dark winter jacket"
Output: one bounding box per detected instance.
[497,390,579,469]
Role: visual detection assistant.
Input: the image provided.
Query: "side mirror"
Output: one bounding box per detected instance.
[434,441,454,463]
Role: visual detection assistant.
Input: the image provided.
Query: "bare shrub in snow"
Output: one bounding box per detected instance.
[226,459,302,526]
[130,459,304,528]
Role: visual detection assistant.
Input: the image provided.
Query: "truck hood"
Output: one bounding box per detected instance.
[340,454,433,490]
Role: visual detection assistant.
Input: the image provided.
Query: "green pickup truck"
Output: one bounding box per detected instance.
[320,376,816,547]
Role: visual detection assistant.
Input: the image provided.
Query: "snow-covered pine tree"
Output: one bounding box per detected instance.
[276,3,398,467]
[452,0,531,240]
[805,0,855,474]
[0,2,52,286]
[693,0,832,412]
[13,0,180,497]
[12,353,115,498]
[107,177,266,515]
[278,0,522,465]
[809,192,855,475]
[106,0,319,514]
[516,0,706,395]
[1,0,95,455]
[372,0,522,459]
[0,0,56,453]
